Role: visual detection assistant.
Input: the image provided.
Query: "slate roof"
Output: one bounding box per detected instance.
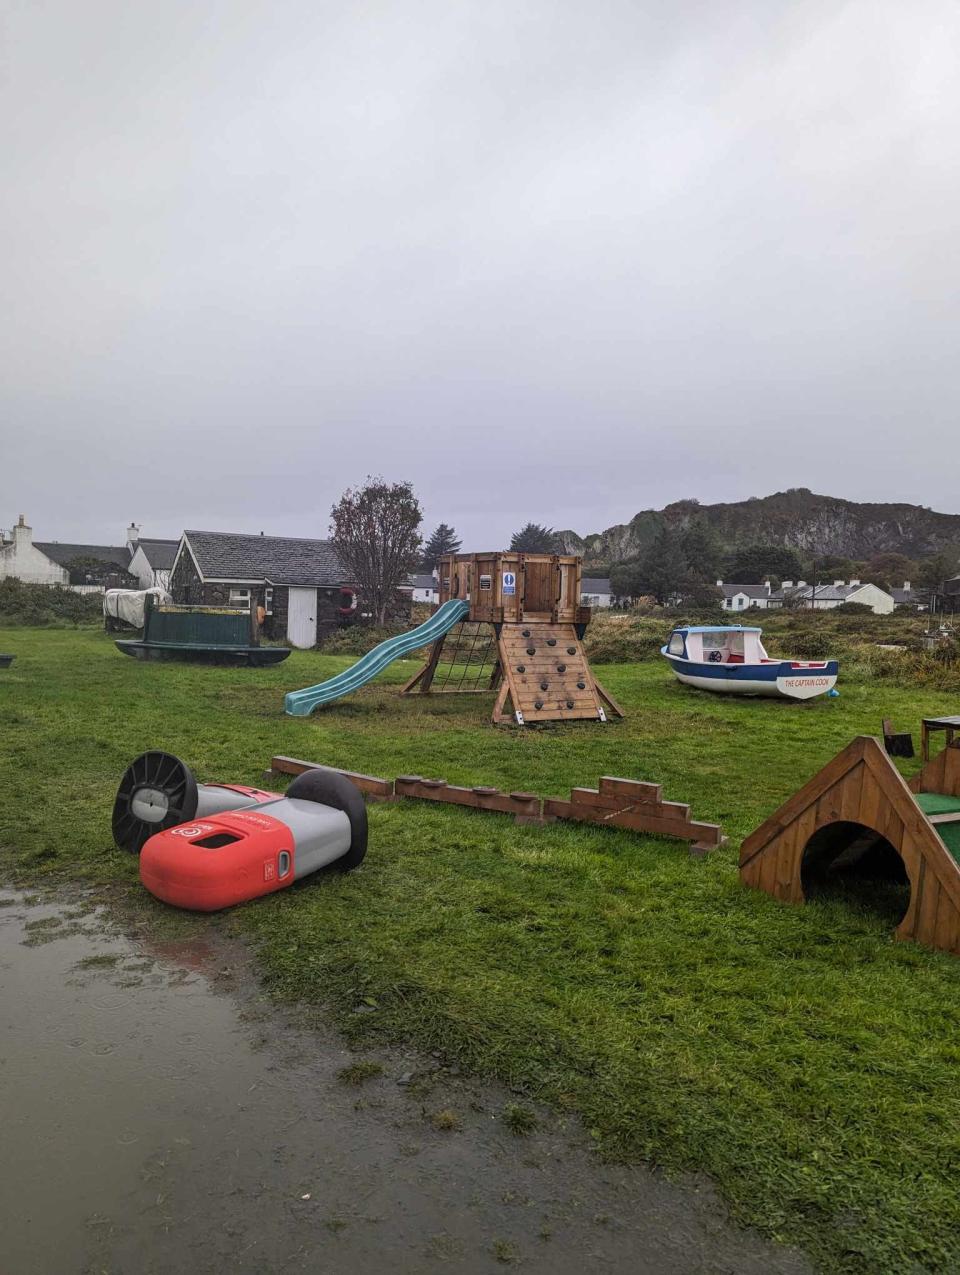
[769,582,892,604]
[35,542,132,569]
[136,538,179,570]
[581,577,612,594]
[890,587,920,605]
[183,530,346,587]
[720,583,770,600]
[410,573,438,590]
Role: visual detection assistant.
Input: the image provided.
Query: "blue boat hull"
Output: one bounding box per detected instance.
[662,651,838,699]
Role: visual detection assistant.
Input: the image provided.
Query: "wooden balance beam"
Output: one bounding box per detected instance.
[268,757,723,855]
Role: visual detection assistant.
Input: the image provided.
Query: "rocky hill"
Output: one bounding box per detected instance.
[558,489,960,566]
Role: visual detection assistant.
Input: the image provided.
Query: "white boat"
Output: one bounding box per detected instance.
[661,625,838,700]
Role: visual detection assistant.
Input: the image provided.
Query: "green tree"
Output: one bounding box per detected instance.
[863,552,915,591]
[679,519,722,582]
[916,550,960,592]
[676,575,723,609]
[509,523,561,553]
[330,477,423,626]
[609,557,647,600]
[723,543,803,584]
[640,525,687,604]
[811,554,856,581]
[421,523,461,571]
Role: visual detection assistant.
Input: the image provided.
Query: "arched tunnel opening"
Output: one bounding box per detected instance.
[801,820,911,926]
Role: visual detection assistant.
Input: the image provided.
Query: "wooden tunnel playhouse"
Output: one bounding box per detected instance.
[402,552,623,726]
[740,735,960,955]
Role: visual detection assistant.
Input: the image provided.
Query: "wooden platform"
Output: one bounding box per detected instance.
[740,735,960,956]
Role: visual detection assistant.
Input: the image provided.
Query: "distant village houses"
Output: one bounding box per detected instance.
[409,572,439,605]
[718,581,774,612]
[580,577,614,608]
[0,515,140,592]
[718,576,897,615]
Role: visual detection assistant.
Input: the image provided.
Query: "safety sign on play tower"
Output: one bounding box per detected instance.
[502,571,516,596]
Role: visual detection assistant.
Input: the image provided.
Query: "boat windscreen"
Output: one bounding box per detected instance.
[702,631,745,662]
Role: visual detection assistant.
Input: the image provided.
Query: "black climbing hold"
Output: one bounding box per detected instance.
[547,638,557,647]
[526,646,536,656]
[567,646,576,655]
[517,664,525,673]
[540,681,548,691]
[577,680,585,689]
[557,663,566,672]
[522,629,531,638]
[566,699,574,709]
[534,699,544,710]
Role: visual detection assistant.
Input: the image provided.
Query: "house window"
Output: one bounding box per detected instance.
[264,587,274,615]
[229,587,251,606]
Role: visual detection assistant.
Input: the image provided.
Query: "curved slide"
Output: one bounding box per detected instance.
[284,598,471,716]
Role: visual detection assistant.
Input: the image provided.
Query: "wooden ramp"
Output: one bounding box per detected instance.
[493,622,622,726]
[740,735,960,956]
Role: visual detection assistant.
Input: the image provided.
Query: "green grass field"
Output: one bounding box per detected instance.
[2,627,960,1272]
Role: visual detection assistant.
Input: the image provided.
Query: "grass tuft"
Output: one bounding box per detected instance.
[336,1060,383,1086]
[502,1104,538,1137]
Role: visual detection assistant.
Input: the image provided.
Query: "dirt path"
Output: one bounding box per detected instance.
[0,887,810,1274]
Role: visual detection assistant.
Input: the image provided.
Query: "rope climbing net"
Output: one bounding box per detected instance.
[430,622,499,693]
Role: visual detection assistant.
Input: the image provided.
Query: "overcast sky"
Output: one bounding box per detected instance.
[3,1,959,550]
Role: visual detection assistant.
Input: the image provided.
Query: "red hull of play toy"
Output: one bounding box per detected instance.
[140,807,295,911]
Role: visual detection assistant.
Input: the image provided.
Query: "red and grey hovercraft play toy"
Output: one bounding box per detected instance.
[112,751,367,911]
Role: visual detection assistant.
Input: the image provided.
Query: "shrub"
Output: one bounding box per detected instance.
[318,623,410,656]
[0,578,103,627]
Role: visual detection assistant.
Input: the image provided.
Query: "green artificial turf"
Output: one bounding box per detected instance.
[2,627,960,1272]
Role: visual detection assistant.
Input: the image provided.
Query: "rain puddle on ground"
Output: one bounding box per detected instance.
[0,887,810,1275]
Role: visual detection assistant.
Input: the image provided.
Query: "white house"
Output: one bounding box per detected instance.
[717,581,773,612]
[128,529,179,590]
[409,572,439,604]
[580,577,613,607]
[769,578,894,615]
[889,581,926,611]
[0,515,136,592]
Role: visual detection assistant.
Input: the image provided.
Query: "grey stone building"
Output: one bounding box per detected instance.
[169,530,356,648]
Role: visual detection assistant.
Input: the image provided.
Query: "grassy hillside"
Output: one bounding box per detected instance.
[2,627,960,1272]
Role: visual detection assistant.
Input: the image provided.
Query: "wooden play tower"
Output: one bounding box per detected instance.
[402,552,623,726]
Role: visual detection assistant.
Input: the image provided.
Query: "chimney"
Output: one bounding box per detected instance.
[782,579,793,589]
[903,580,911,591]
[796,579,806,588]
[834,579,844,587]
[12,515,32,548]
[849,578,860,587]
[763,580,771,593]
[716,579,723,588]
[126,522,141,550]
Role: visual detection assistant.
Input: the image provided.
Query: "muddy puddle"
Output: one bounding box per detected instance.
[0,887,810,1274]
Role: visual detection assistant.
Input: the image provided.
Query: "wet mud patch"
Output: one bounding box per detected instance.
[0,885,811,1274]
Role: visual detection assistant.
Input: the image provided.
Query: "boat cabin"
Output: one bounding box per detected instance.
[665,626,771,665]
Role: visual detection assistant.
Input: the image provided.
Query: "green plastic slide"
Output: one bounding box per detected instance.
[284,598,471,716]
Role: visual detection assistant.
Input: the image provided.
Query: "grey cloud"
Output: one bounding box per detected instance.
[2,0,958,548]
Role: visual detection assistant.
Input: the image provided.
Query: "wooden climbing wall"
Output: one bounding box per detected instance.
[494,621,619,725]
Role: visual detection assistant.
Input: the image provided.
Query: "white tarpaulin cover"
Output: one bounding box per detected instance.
[103,588,171,628]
